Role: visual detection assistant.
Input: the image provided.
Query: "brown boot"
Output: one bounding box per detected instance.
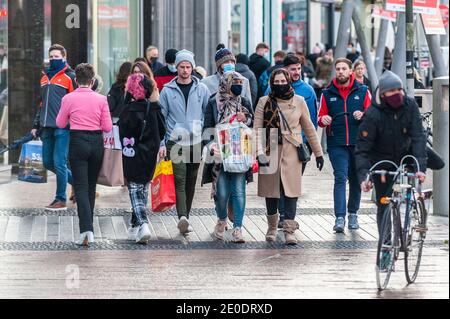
[266,213,279,242]
[283,220,299,245]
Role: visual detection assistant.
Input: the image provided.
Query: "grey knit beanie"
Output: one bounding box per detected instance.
[175,49,196,68]
[379,71,404,95]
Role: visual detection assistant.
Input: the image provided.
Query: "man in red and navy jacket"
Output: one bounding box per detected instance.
[31,44,77,211]
[318,57,372,233]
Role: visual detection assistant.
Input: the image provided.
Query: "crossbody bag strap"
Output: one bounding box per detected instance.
[275,100,293,134]
[139,100,151,142]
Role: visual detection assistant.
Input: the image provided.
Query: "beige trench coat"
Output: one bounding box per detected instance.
[254,95,323,198]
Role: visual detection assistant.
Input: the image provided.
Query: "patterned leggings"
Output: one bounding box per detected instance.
[128,182,150,227]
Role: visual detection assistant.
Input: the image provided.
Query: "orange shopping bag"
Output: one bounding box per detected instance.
[151,160,176,213]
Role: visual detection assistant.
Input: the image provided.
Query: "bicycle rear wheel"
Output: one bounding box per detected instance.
[405,197,427,284]
[376,204,399,291]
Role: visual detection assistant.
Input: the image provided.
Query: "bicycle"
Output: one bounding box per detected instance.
[366,155,432,291]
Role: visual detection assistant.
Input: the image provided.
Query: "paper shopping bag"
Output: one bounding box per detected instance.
[97,149,124,187]
[151,160,176,213]
[103,125,122,150]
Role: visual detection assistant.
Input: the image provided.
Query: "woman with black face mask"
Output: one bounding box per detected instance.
[202,72,254,244]
[254,69,324,245]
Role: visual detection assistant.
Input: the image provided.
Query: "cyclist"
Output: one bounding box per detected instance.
[355,71,427,269]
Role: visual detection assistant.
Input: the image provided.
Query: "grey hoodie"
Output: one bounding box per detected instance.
[160,76,211,147]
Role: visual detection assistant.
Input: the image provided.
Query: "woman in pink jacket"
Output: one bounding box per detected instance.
[57,63,112,246]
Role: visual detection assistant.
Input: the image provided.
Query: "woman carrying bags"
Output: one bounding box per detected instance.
[201,72,254,244]
[118,73,166,244]
[56,63,113,246]
[254,69,324,245]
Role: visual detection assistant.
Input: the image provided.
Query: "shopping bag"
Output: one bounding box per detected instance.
[97,149,124,187]
[216,121,253,173]
[103,125,122,150]
[151,160,176,213]
[18,140,47,183]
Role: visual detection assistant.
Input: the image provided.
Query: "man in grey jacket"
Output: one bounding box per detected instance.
[159,50,211,234]
[201,45,253,105]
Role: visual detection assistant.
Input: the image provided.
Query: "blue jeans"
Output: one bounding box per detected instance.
[214,168,246,228]
[41,128,73,202]
[328,146,361,218]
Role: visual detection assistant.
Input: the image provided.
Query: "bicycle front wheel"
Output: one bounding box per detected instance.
[376,204,398,291]
[405,197,427,284]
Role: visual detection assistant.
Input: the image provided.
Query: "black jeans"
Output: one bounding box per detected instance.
[69,131,104,234]
[266,182,298,221]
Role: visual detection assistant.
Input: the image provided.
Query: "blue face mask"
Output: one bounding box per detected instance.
[264,52,271,61]
[230,84,243,96]
[49,59,66,70]
[223,63,235,74]
[168,64,177,73]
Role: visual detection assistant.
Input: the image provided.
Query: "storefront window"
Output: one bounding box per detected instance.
[282,0,308,53]
[95,0,141,95]
[0,0,8,162]
[231,0,241,54]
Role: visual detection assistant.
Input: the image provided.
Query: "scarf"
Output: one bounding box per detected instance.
[262,86,295,155]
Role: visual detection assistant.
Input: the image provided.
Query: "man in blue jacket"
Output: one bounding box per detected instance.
[265,54,318,228]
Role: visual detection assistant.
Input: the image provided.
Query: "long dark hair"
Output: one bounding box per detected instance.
[115,62,132,87]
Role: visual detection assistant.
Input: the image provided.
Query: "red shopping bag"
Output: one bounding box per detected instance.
[151,160,176,213]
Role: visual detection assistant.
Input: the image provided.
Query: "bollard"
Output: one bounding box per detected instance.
[432,77,449,217]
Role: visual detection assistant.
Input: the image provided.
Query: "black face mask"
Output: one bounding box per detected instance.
[230,84,243,96]
[150,57,158,64]
[272,84,291,97]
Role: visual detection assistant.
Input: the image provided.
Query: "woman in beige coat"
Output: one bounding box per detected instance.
[254,69,324,245]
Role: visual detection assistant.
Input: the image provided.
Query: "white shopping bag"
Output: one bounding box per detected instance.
[103,125,122,150]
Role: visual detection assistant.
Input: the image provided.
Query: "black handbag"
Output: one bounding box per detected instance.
[278,105,311,163]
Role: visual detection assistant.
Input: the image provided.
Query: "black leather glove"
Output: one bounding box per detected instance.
[316,156,325,171]
[257,154,270,167]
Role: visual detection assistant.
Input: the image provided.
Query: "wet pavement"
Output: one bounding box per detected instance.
[0,156,448,299]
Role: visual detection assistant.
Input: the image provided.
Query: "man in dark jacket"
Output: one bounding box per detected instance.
[235,53,258,107]
[31,44,76,211]
[318,58,372,233]
[356,71,427,233]
[249,43,271,83]
[154,49,178,91]
[258,50,287,99]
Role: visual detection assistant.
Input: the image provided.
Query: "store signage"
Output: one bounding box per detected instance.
[421,10,447,35]
[440,4,449,27]
[372,6,398,21]
[98,5,129,28]
[386,0,438,15]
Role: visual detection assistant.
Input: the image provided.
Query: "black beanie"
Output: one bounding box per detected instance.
[236,53,249,65]
[165,49,179,64]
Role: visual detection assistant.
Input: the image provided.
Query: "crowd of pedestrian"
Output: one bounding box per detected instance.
[29,41,435,247]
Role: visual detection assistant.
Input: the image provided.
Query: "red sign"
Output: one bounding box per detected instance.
[440,4,449,27]
[98,5,129,29]
[372,6,398,22]
[386,0,438,14]
[421,10,447,35]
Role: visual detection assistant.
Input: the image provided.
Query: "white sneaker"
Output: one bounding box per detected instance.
[178,217,190,234]
[127,226,140,240]
[76,231,94,247]
[136,223,151,244]
[187,225,194,233]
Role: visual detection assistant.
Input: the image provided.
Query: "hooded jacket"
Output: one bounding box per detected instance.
[235,63,258,107]
[249,53,271,82]
[355,92,427,183]
[159,76,211,147]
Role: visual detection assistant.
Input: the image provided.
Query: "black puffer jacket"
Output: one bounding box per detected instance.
[355,94,427,183]
[201,95,254,186]
[118,100,166,184]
